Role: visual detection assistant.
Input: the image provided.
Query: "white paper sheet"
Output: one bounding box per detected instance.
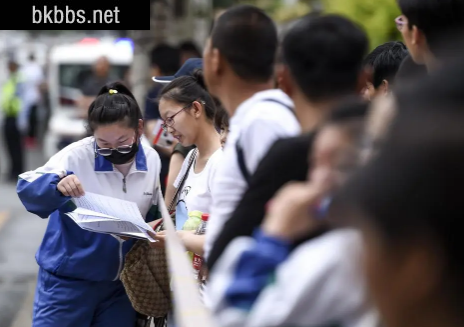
[67,192,156,241]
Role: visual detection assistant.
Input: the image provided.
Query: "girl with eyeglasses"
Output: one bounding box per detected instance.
[148,69,222,291]
[16,81,162,327]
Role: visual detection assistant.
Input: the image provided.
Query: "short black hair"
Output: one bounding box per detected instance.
[87,81,142,133]
[364,41,409,89]
[398,0,464,55]
[150,44,181,75]
[211,4,277,83]
[282,14,368,102]
[179,40,202,57]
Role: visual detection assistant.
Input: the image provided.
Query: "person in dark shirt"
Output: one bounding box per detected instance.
[207,14,369,269]
[145,44,180,195]
[77,56,117,119]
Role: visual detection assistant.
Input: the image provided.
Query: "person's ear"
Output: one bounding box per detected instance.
[411,25,424,46]
[380,80,390,95]
[138,119,144,137]
[357,68,372,94]
[278,65,294,97]
[212,48,222,76]
[192,101,203,118]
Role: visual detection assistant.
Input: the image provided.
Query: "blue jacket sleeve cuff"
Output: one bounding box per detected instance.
[252,228,291,262]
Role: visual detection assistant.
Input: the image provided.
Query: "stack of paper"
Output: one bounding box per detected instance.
[66,192,156,242]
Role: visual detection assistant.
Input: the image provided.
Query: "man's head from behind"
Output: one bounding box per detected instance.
[363,41,409,100]
[280,14,369,106]
[150,44,181,77]
[203,4,278,97]
[397,0,464,65]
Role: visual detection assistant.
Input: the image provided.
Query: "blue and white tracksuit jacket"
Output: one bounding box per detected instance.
[17,137,161,327]
[206,228,380,327]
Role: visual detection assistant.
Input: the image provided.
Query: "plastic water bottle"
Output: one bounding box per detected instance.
[192,213,209,282]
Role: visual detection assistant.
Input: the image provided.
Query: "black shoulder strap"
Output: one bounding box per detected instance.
[167,148,198,212]
[235,99,296,184]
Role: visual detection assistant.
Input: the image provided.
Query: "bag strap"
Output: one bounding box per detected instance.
[235,99,296,184]
[167,148,198,212]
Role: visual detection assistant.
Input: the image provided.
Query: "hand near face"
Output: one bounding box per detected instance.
[262,167,332,241]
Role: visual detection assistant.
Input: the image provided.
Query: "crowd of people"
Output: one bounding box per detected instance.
[13,0,464,327]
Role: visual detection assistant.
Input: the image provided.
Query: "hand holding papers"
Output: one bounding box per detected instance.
[65,192,156,242]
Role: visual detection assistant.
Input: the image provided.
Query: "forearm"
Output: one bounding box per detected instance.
[183,234,206,255]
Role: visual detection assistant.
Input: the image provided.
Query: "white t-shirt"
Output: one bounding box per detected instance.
[204,89,301,259]
[174,148,223,227]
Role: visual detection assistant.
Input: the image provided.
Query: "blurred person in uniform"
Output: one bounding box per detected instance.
[145,44,181,195]
[77,56,117,119]
[21,53,45,149]
[202,5,301,259]
[1,59,26,182]
[395,0,464,73]
[179,40,202,65]
[362,41,409,100]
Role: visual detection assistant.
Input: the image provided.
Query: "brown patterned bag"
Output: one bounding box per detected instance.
[120,149,198,321]
[120,240,172,318]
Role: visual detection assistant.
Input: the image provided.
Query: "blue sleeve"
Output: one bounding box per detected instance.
[17,170,74,218]
[225,228,291,310]
[145,86,161,120]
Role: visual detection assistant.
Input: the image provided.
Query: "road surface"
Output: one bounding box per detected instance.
[0,139,47,327]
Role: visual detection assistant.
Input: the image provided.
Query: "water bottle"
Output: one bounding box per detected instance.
[192,213,209,282]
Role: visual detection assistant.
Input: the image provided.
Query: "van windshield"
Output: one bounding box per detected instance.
[59,64,129,89]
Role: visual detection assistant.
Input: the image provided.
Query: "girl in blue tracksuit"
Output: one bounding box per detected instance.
[17,82,162,327]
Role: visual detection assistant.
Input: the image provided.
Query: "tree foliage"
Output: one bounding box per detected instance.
[321,0,402,49]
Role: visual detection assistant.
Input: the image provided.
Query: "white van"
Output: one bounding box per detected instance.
[43,38,133,159]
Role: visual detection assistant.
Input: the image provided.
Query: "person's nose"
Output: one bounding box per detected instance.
[167,126,176,134]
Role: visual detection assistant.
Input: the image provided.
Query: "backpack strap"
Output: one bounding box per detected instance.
[235,99,296,184]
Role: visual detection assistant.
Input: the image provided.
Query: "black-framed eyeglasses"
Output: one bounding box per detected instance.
[95,136,136,156]
[161,100,206,131]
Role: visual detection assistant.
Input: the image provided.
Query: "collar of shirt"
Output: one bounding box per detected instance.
[230,89,294,128]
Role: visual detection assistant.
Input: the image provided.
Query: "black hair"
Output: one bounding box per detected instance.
[394,54,427,87]
[159,69,217,122]
[364,41,409,89]
[87,81,142,133]
[179,40,202,57]
[211,4,278,83]
[150,43,181,75]
[214,104,229,131]
[398,0,464,56]
[282,14,368,102]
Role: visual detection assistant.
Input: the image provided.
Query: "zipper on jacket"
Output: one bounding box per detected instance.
[122,177,127,193]
[113,239,124,281]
